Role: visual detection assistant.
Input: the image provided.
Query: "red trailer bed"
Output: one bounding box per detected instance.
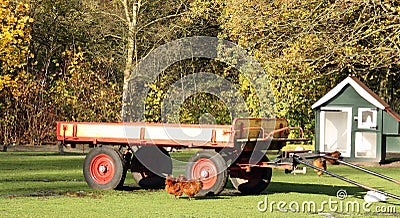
[56,118,308,195]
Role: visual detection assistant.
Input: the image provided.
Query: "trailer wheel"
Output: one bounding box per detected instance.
[131,146,172,189]
[83,147,126,190]
[186,150,228,196]
[230,154,272,195]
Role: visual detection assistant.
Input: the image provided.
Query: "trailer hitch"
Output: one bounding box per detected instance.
[293,155,400,201]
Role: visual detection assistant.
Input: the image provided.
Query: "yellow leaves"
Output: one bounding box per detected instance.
[0,74,14,92]
[51,48,122,122]
[0,0,32,74]
[66,50,86,76]
[14,1,28,12]
[189,0,223,20]
[0,0,9,9]
[0,70,35,102]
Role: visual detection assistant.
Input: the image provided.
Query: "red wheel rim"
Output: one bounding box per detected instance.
[191,158,218,190]
[90,154,115,184]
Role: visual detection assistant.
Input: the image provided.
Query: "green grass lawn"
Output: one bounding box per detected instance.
[0,150,399,217]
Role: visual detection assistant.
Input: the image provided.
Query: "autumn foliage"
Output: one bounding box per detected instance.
[0,1,121,145]
[1,0,400,145]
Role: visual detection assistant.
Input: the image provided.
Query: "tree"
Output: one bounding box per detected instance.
[0,0,31,74]
[51,49,122,122]
[190,0,400,136]
[0,0,33,145]
[0,0,124,145]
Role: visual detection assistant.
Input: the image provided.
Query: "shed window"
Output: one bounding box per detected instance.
[358,108,377,129]
[355,132,377,158]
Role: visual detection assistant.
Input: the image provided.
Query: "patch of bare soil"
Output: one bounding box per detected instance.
[353,161,400,168]
[1,144,90,153]
[352,153,400,168]
[4,190,102,199]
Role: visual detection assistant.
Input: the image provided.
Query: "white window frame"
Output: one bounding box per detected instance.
[357,108,377,129]
[320,107,352,157]
[355,132,377,158]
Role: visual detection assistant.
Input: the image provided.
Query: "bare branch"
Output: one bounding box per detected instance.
[120,0,131,24]
[97,11,127,23]
[137,12,187,32]
[103,34,123,40]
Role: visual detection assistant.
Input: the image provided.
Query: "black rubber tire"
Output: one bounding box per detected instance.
[230,153,272,195]
[115,149,129,190]
[131,146,172,189]
[186,150,228,196]
[83,147,126,190]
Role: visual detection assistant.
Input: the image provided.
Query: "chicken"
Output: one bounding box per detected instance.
[313,157,327,176]
[324,151,341,165]
[165,175,203,200]
[165,175,183,199]
[177,175,187,182]
[312,150,341,176]
[181,178,203,200]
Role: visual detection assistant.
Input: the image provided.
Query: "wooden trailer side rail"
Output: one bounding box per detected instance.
[57,118,309,149]
[57,122,236,148]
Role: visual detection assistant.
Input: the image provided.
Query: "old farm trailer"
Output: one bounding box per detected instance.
[56,118,400,199]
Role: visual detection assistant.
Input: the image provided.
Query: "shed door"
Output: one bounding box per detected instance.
[320,107,352,157]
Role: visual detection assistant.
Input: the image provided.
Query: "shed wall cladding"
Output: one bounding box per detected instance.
[383,111,400,153]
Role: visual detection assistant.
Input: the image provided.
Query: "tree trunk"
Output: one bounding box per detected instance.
[121,0,140,121]
[57,141,64,155]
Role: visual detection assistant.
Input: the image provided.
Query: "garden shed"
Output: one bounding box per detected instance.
[312,76,400,162]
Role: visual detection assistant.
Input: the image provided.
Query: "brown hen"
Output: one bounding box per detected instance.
[165,175,203,200]
[312,150,341,176]
[165,175,183,199]
[324,151,341,165]
[313,157,327,176]
[181,178,203,200]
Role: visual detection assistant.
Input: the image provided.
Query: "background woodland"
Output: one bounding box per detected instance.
[1,0,400,145]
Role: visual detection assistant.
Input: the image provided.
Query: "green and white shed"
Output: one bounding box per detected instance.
[312,76,400,162]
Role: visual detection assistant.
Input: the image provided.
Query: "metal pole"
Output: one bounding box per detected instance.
[323,156,400,185]
[294,156,400,200]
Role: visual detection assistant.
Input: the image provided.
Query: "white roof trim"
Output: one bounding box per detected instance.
[311,77,386,110]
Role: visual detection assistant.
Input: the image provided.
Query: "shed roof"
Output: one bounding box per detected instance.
[311,76,400,121]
